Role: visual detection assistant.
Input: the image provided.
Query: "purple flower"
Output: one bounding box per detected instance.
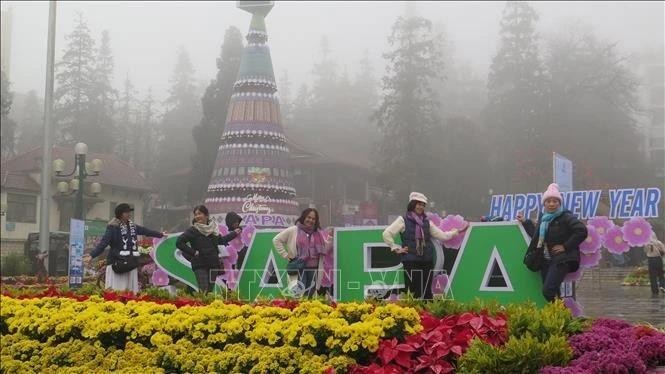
[563,297,584,317]
[635,332,665,367]
[587,216,614,238]
[426,212,443,228]
[621,217,653,247]
[592,318,633,331]
[240,224,256,246]
[431,273,449,295]
[580,250,601,269]
[218,224,229,236]
[564,269,584,283]
[579,225,601,254]
[151,268,170,286]
[603,225,630,254]
[571,349,646,373]
[438,214,467,249]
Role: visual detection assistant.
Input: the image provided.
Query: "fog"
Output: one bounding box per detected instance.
[4,1,663,101]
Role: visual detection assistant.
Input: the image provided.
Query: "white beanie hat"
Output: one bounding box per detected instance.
[409,192,428,205]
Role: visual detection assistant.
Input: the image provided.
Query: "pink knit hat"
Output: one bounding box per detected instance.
[541,183,563,204]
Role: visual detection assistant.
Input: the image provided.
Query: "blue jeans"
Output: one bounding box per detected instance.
[540,260,574,302]
[297,266,318,298]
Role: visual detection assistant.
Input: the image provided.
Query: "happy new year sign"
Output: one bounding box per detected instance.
[489,187,661,221]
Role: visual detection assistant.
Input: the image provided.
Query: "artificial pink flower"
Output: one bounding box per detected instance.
[587,216,613,238]
[426,212,443,228]
[563,297,584,317]
[438,214,467,249]
[564,268,584,282]
[241,224,256,246]
[218,225,229,236]
[603,225,630,254]
[580,250,602,269]
[621,217,653,247]
[431,273,449,295]
[151,268,170,286]
[579,225,602,254]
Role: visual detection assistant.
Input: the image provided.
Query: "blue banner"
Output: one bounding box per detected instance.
[68,218,85,288]
[489,187,661,220]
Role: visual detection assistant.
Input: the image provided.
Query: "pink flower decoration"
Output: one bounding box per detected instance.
[426,212,443,228]
[438,214,467,249]
[219,262,239,290]
[587,216,613,238]
[580,250,602,269]
[563,297,584,317]
[218,225,229,236]
[621,217,653,247]
[431,273,449,295]
[241,224,256,246]
[579,225,602,254]
[320,253,334,288]
[603,225,630,254]
[151,268,170,286]
[215,275,226,286]
[564,268,584,282]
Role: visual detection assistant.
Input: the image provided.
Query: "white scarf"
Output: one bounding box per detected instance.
[193,220,220,237]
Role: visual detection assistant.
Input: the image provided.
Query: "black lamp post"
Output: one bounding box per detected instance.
[53,143,103,220]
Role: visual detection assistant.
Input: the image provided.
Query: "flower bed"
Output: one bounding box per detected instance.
[622,266,651,286]
[2,291,663,373]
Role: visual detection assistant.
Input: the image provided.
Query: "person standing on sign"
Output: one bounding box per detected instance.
[382,192,468,300]
[87,203,165,293]
[273,208,332,298]
[176,205,241,293]
[526,183,587,302]
[644,232,665,296]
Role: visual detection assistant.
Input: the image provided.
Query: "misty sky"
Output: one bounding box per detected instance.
[3,1,664,104]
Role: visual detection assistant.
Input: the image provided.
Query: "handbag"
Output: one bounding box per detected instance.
[523,246,544,272]
[286,258,305,276]
[112,254,139,274]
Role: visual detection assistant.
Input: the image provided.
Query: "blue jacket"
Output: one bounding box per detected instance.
[400,215,435,262]
[91,219,163,264]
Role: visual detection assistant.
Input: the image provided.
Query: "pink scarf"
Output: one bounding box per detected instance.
[408,212,426,240]
[296,223,326,259]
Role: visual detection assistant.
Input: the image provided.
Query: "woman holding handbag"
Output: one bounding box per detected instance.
[273,208,331,298]
[525,183,587,302]
[176,205,241,293]
[87,203,164,293]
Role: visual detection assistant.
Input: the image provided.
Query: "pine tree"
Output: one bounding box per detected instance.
[188,26,244,203]
[54,13,114,152]
[486,1,547,192]
[278,70,293,124]
[154,47,201,206]
[90,30,117,147]
[134,88,160,177]
[116,73,137,161]
[374,15,443,204]
[1,70,17,158]
[16,90,43,153]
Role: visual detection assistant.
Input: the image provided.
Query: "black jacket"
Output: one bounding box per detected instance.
[527,210,587,271]
[91,219,163,264]
[176,227,237,270]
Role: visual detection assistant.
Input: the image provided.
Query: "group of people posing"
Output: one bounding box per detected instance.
[88,182,663,304]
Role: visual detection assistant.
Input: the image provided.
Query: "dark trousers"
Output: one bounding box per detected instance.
[298,266,318,298]
[403,260,434,300]
[194,268,212,293]
[540,260,574,302]
[647,257,665,294]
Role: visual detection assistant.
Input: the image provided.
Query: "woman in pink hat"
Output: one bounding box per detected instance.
[526,183,587,302]
[383,192,468,300]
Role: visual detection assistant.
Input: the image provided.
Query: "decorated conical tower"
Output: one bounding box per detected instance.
[205,1,298,228]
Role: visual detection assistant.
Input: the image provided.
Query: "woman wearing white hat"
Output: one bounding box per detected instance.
[382,192,468,299]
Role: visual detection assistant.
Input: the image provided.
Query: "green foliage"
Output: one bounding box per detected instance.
[424,297,506,318]
[505,299,588,341]
[457,333,572,374]
[0,254,34,276]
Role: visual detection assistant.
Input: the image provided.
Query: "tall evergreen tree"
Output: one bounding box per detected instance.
[373,15,443,205]
[16,90,43,153]
[154,47,201,206]
[133,88,160,177]
[91,30,117,143]
[188,26,243,203]
[486,1,547,192]
[1,70,17,159]
[278,70,293,124]
[115,73,137,161]
[54,13,113,152]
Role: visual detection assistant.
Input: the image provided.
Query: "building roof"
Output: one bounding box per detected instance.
[0,171,41,192]
[0,146,153,192]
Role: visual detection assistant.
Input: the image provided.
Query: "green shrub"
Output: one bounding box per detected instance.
[0,253,34,276]
[424,297,506,318]
[457,333,573,374]
[505,299,588,341]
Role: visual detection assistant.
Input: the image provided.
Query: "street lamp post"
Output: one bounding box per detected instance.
[53,143,103,220]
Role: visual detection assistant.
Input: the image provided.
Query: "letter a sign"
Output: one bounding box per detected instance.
[447,222,547,307]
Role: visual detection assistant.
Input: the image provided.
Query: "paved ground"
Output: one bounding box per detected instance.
[575,267,665,327]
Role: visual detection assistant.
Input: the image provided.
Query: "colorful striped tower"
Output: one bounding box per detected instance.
[205,1,299,228]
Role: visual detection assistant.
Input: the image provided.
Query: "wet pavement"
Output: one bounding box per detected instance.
[575,267,665,327]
